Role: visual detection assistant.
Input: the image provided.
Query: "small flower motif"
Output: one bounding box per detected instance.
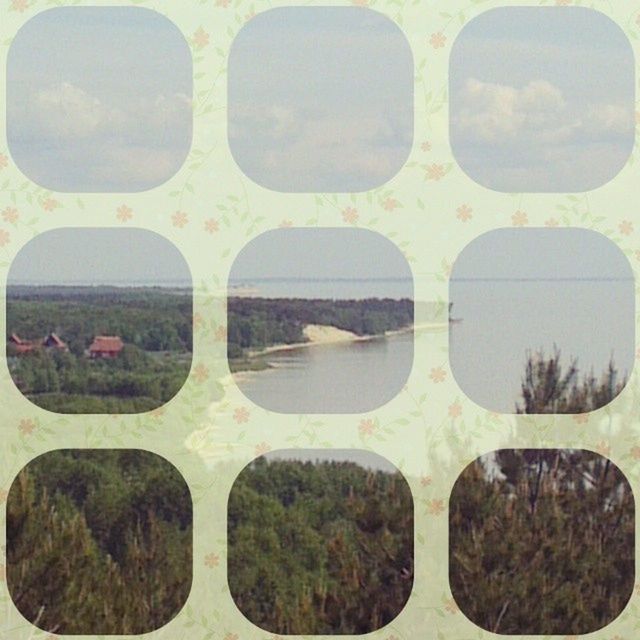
[420,475,432,487]
[421,141,432,152]
[448,401,462,418]
[192,27,210,50]
[0,229,10,247]
[595,441,611,456]
[2,207,19,224]
[545,218,559,227]
[255,442,271,456]
[116,204,133,222]
[215,0,230,6]
[358,419,376,436]
[10,0,29,12]
[204,218,219,234]
[456,204,472,222]
[223,634,239,640]
[0,153,8,169]
[634,250,640,262]
[279,219,293,228]
[382,197,400,212]
[233,406,250,424]
[572,413,589,425]
[192,363,209,383]
[619,220,634,236]
[429,366,446,383]
[342,206,359,225]
[150,406,165,420]
[426,499,445,515]
[0,489,8,503]
[244,10,256,22]
[352,0,369,6]
[444,597,459,614]
[632,446,640,460]
[193,313,204,329]
[42,197,60,212]
[429,32,447,49]
[172,211,189,228]
[556,0,571,5]
[425,163,445,181]
[204,553,219,568]
[19,418,36,435]
[511,210,528,227]
[215,325,227,341]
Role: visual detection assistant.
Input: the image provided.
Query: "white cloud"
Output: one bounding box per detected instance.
[454,78,566,143]
[9,81,192,190]
[231,109,409,190]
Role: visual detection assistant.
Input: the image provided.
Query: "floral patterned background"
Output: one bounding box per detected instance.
[1,0,640,638]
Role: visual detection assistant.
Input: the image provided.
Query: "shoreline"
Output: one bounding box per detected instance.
[230,321,448,374]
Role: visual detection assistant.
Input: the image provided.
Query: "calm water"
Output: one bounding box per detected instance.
[237,332,414,413]
[450,280,635,413]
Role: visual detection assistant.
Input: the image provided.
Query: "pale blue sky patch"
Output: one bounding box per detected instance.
[450,7,635,193]
[8,228,192,287]
[7,7,192,192]
[228,228,413,300]
[228,7,414,192]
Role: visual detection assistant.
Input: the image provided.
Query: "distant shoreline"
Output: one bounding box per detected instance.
[230,321,447,375]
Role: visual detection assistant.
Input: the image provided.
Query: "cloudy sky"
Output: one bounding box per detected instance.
[228,7,413,192]
[8,228,191,286]
[450,7,635,192]
[7,7,192,192]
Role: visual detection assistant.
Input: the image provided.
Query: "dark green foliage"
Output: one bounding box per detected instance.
[227,297,413,355]
[228,458,413,634]
[7,286,192,412]
[517,348,626,413]
[450,449,634,635]
[6,449,193,635]
[7,285,192,352]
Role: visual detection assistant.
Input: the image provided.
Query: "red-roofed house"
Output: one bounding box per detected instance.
[43,333,68,351]
[8,333,36,354]
[89,336,124,359]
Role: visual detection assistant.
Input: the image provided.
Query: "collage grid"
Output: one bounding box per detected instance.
[0,1,640,639]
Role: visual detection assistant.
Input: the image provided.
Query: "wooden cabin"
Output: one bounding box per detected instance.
[8,333,36,354]
[43,333,68,351]
[89,336,124,359]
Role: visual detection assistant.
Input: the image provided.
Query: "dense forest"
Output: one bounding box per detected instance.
[450,449,634,635]
[7,286,192,413]
[227,297,413,359]
[6,449,193,635]
[228,457,413,634]
[517,348,626,413]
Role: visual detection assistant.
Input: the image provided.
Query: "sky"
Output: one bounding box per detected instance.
[450,7,635,192]
[8,228,191,286]
[228,228,413,299]
[449,229,635,412]
[228,7,413,192]
[7,7,192,192]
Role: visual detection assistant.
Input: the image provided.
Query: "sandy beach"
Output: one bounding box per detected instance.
[243,321,447,360]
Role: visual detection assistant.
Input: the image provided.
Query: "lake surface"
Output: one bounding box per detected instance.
[236,332,414,413]
[449,280,635,413]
